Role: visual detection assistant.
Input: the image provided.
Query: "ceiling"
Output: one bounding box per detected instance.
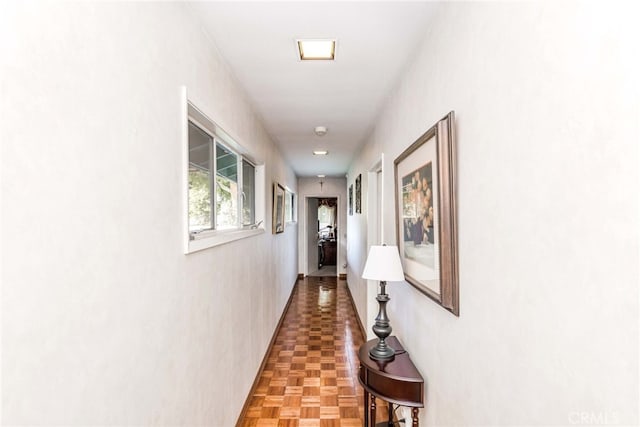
[188,2,438,178]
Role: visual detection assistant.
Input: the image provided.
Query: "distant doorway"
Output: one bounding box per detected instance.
[307,197,338,277]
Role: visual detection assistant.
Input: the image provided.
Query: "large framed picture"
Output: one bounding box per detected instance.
[348,184,353,216]
[394,111,458,315]
[273,183,285,234]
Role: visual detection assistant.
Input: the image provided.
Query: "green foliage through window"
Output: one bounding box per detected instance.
[188,119,255,235]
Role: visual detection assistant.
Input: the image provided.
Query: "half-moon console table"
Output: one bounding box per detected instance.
[358,336,424,426]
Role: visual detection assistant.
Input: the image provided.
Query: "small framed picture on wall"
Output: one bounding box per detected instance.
[272,183,285,234]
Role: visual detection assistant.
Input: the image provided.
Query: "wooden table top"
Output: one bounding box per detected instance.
[358,336,424,407]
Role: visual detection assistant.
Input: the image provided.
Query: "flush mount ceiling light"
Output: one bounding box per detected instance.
[314,126,328,136]
[313,150,328,156]
[317,174,326,178]
[297,39,336,61]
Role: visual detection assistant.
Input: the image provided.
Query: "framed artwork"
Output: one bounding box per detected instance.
[348,184,353,216]
[273,183,285,234]
[285,190,295,223]
[394,111,458,315]
[355,174,361,214]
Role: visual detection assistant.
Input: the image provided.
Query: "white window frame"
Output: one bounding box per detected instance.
[182,87,265,254]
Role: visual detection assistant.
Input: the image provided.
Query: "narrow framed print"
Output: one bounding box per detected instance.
[394,111,458,315]
[355,174,362,214]
[273,183,285,234]
[349,184,353,216]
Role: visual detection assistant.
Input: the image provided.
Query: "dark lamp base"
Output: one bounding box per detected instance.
[369,342,395,361]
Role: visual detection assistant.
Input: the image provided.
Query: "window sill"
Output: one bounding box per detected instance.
[186,228,265,254]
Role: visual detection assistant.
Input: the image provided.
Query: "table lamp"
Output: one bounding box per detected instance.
[361,244,405,361]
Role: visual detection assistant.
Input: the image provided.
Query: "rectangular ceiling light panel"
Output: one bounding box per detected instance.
[297,39,336,60]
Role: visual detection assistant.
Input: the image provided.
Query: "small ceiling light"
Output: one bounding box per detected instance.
[314,126,328,137]
[313,150,328,156]
[317,174,325,178]
[297,39,336,61]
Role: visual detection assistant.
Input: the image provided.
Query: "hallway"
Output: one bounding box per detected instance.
[238,277,385,426]
[4,3,638,425]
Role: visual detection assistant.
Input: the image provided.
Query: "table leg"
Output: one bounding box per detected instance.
[363,389,369,427]
[387,403,393,426]
[412,407,419,427]
[370,394,377,426]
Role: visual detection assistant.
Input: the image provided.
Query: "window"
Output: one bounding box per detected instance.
[184,96,264,253]
[188,122,213,232]
[318,199,336,239]
[318,205,335,230]
[242,160,255,225]
[215,142,238,229]
[189,121,257,235]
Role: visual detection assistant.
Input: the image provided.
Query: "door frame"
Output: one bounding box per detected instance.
[367,154,384,247]
[302,194,341,276]
[365,154,384,336]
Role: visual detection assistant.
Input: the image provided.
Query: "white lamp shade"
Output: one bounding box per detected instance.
[362,245,405,282]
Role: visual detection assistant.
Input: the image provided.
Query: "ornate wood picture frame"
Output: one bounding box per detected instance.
[394,111,458,315]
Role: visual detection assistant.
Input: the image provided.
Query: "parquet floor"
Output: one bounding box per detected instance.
[238,276,391,427]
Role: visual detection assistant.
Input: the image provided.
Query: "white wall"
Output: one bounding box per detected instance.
[348,2,639,425]
[297,177,347,276]
[0,2,297,425]
[345,155,383,335]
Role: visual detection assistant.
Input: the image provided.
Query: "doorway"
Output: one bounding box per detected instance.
[307,197,338,277]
